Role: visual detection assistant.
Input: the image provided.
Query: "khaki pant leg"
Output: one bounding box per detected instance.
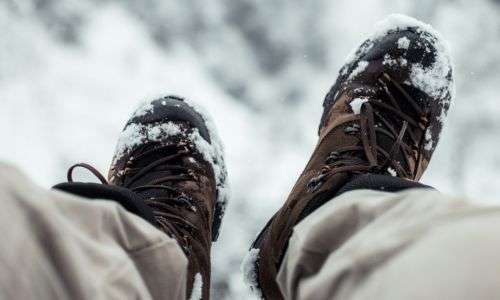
[277,188,500,300]
[0,162,188,300]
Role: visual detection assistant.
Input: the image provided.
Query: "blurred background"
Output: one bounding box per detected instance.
[1,0,500,298]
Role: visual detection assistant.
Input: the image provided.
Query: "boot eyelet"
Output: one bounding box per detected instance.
[307,173,327,192]
[326,151,340,164]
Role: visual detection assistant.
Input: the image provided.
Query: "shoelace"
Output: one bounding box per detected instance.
[67,142,201,253]
[308,73,428,192]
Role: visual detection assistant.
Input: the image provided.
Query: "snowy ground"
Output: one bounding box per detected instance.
[2,0,500,298]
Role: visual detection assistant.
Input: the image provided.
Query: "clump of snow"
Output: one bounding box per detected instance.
[182,97,230,213]
[410,58,451,100]
[382,54,408,67]
[149,123,182,140]
[189,273,203,300]
[344,41,374,72]
[388,167,397,177]
[348,60,369,80]
[131,101,154,118]
[397,36,411,49]
[241,248,262,299]
[350,98,369,114]
[424,127,434,151]
[188,128,228,202]
[370,14,440,42]
[112,122,182,165]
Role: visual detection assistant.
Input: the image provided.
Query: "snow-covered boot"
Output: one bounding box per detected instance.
[55,96,227,300]
[245,14,454,299]
[107,96,228,300]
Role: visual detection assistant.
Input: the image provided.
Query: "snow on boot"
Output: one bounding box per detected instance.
[244,14,454,299]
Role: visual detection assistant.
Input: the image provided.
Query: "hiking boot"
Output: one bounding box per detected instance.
[245,15,454,299]
[108,96,228,299]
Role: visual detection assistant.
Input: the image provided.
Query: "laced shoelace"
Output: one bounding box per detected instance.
[67,142,201,253]
[307,73,429,192]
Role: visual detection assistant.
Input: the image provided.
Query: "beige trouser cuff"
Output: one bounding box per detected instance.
[278,188,500,300]
[0,162,188,300]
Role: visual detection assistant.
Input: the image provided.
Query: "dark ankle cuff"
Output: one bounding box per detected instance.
[337,174,433,197]
[52,182,158,227]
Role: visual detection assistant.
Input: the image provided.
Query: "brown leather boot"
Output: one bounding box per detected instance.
[245,15,454,299]
[108,96,228,300]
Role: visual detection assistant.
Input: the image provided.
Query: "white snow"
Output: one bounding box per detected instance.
[410,58,451,100]
[241,248,262,299]
[344,42,374,72]
[350,98,369,114]
[182,98,230,210]
[383,54,408,67]
[370,14,442,42]
[111,122,182,169]
[189,273,203,300]
[397,37,411,49]
[424,127,434,151]
[388,167,397,177]
[131,101,154,118]
[348,60,369,80]
[189,127,229,206]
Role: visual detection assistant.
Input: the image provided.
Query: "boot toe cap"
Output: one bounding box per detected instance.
[127,96,211,143]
